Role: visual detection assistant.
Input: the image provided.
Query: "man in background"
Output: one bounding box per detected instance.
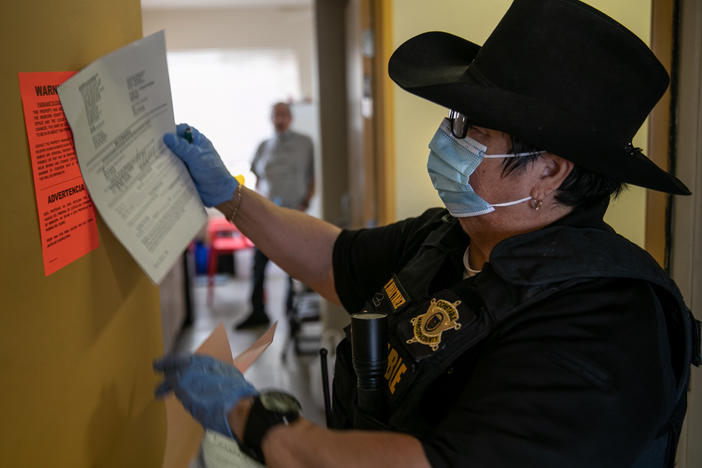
[236,101,315,329]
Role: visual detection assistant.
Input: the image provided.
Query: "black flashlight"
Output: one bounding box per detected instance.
[351,312,388,418]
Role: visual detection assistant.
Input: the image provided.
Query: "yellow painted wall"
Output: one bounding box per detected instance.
[390,0,653,247]
[1,2,166,467]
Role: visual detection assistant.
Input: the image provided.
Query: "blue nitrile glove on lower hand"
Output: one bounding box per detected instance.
[163,124,239,207]
[153,354,258,439]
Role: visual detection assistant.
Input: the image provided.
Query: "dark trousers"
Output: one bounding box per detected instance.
[251,248,294,319]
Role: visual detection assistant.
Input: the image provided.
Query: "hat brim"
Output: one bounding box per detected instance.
[389,31,690,195]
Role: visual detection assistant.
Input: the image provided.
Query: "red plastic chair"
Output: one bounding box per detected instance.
[207,217,254,306]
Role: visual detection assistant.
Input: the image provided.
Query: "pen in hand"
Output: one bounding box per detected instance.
[178,125,246,187]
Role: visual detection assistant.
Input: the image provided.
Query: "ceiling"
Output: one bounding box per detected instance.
[141,0,311,9]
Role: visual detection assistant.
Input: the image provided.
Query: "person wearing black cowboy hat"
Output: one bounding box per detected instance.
[154,0,701,466]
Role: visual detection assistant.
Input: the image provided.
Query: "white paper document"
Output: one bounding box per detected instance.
[58,31,206,283]
[201,430,263,468]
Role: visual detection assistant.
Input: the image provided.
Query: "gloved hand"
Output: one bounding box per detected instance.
[163,124,239,207]
[153,353,259,439]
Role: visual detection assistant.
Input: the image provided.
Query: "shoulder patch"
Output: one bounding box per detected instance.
[384,277,407,311]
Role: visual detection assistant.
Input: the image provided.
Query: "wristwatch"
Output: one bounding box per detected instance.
[242,390,302,463]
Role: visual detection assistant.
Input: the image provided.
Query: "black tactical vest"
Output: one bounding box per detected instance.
[330,215,700,467]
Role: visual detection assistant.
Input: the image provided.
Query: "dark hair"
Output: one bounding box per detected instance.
[502,135,625,207]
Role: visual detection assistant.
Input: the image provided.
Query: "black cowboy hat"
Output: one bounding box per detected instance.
[388,0,690,195]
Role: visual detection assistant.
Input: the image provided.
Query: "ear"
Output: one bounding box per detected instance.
[530,153,574,200]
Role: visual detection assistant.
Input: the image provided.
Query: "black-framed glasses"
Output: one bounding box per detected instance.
[448,109,470,139]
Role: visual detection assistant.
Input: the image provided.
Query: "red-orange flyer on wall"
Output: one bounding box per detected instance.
[18,71,99,276]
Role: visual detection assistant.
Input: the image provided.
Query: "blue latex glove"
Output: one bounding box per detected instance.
[153,353,258,439]
[163,124,239,207]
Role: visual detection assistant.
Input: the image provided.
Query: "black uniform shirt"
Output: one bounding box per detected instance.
[332,199,677,468]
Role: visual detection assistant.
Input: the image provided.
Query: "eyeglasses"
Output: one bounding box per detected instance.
[448,109,470,139]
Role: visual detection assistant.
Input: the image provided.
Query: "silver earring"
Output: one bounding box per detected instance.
[533,199,543,211]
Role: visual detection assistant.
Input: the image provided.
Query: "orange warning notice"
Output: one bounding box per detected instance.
[19,71,99,276]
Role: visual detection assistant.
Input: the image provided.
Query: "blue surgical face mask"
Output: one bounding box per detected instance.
[427,118,542,217]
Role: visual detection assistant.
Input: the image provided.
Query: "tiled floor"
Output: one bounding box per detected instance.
[172,249,329,445]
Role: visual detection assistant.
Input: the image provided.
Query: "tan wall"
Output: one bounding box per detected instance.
[390,0,652,246]
[142,6,316,101]
[0,2,166,467]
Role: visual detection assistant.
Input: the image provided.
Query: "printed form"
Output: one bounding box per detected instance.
[58,31,206,284]
[18,71,100,276]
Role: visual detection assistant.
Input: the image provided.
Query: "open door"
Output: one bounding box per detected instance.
[346,0,395,228]
[670,0,702,466]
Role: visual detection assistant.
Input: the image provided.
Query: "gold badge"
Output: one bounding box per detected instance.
[406,298,462,351]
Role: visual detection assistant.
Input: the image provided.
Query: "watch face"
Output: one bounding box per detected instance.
[259,391,302,414]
